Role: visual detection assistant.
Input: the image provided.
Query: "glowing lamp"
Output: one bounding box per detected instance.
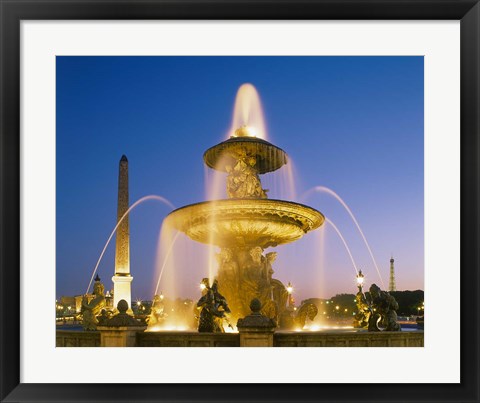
[234,125,257,138]
[286,282,293,294]
[356,270,365,292]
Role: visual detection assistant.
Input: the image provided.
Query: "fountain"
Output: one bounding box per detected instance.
[57,83,421,349]
[164,114,324,325]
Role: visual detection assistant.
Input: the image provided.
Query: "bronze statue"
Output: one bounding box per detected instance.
[271,278,289,322]
[147,294,167,327]
[368,284,401,332]
[81,274,106,330]
[214,246,280,325]
[225,155,268,199]
[196,280,231,332]
[294,303,318,329]
[211,280,232,331]
[277,300,318,330]
[353,291,372,329]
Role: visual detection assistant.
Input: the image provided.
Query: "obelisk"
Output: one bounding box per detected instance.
[112,155,133,311]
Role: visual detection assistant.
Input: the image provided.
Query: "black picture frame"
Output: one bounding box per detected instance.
[1,1,479,402]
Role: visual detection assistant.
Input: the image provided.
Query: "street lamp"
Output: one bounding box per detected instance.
[286,282,294,307]
[105,291,113,310]
[356,270,365,293]
[200,278,209,292]
[286,282,293,294]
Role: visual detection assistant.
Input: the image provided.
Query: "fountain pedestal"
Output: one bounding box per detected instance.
[215,246,278,325]
[111,274,133,314]
[237,299,276,347]
[165,134,324,325]
[97,300,146,347]
[98,326,146,347]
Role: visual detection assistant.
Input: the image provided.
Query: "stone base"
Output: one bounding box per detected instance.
[112,274,133,313]
[237,300,277,347]
[97,326,146,347]
[239,330,274,347]
[274,330,424,347]
[57,328,423,347]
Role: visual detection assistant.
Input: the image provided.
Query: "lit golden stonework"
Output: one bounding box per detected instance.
[165,130,324,322]
[203,136,287,174]
[165,198,324,249]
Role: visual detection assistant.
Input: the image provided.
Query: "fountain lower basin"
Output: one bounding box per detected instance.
[165,198,324,248]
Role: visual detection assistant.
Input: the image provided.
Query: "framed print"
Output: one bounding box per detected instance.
[1,1,479,402]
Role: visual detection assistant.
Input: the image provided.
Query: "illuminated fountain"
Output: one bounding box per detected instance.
[71,84,410,344]
[164,85,325,325]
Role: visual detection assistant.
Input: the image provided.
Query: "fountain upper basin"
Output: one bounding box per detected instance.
[203,136,287,174]
[164,198,324,248]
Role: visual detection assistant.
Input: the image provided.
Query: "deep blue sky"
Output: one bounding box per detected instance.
[56,56,424,301]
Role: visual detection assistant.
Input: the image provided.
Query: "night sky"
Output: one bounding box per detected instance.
[56,56,424,302]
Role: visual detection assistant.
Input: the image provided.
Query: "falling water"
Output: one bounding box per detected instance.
[325,217,358,275]
[85,195,175,294]
[202,84,271,282]
[228,83,268,140]
[263,157,297,201]
[204,154,232,282]
[153,230,181,296]
[150,224,199,331]
[303,186,385,289]
[203,165,226,201]
[312,224,326,306]
[282,159,297,201]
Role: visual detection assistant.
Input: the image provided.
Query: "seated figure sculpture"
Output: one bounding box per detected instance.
[271,278,289,324]
[353,291,372,329]
[81,274,106,331]
[215,249,239,317]
[196,280,231,332]
[294,303,318,329]
[147,294,167,327]
[368,283,401,332]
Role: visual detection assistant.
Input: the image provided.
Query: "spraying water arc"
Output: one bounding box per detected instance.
[85,195,175,294]
[302,186,385,289]
[325,217,359,275]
